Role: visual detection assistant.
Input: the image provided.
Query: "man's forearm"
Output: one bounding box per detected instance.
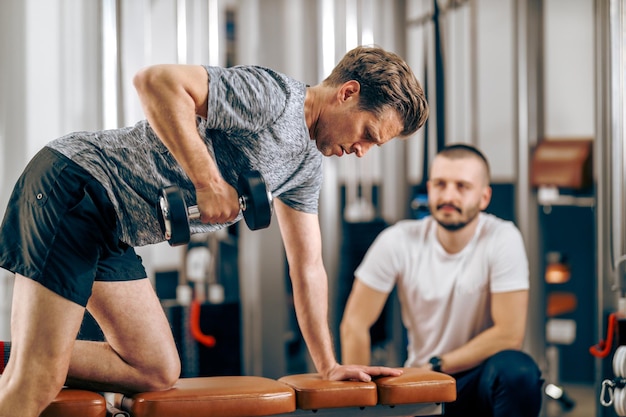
[440,326,523,374]
[291,270,338,376]
[340,325,371,365]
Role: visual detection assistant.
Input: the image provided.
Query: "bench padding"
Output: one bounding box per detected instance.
[125,376,296,417]
[278,374,377,410]
[375,368,456,405]
[44,368,456,417]
[40,389,106,417]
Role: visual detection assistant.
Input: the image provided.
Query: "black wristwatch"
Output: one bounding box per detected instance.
[429,356,443,372]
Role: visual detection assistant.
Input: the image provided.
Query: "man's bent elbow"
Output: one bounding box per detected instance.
[133,65,170,98]
[132,67,153,95]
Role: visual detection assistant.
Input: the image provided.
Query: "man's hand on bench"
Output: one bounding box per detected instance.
[324,364,403,382]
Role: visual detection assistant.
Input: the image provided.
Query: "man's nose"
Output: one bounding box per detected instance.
[440,184,458,199]
[352,142,373,158]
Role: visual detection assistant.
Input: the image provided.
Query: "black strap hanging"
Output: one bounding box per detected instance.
[433,0,446,152]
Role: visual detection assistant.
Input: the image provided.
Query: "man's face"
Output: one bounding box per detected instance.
[427,156,491,231]
[314,82,403,158]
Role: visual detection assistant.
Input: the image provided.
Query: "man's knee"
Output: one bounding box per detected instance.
[485,350,542,387]
[133,356,181,392]
[474,350,543,416]
[480,349,544,413]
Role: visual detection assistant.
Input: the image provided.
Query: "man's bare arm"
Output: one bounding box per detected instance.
[436,290,529,374]
[340,280,389,365]
[275,200,401,381]
[133,64,239,223]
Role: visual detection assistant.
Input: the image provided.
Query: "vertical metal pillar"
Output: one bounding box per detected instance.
[594,1,612,415]
[595,0,625,415]
[514,0,545,367]
[102,0,122,129]
[176,0,187,64]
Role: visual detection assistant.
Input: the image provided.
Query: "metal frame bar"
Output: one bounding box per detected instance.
[273,402,443,417]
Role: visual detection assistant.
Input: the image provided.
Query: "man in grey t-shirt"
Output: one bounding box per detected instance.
[0,46,428,417]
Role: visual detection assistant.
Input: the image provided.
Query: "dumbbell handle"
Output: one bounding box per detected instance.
[185,197,248,220]
[187,206,200,220]
[158,170,272,246]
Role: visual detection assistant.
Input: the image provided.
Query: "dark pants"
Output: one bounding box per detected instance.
[443,350,544,417]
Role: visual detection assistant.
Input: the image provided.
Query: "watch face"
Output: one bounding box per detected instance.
[429,356,442,371]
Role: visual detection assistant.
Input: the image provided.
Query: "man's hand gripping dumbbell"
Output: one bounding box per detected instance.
[157,170,273,246]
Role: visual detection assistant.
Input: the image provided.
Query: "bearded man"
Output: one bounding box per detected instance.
[340,143,543,417]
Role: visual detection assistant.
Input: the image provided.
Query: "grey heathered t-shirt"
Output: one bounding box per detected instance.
[47,65,323,247]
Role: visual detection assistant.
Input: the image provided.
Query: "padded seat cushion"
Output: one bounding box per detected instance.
[125,376,295,417]
[278,373,377,410]
[374,368,457,405]
[40,389,106,417]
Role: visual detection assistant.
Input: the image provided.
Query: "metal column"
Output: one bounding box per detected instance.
[595,0,625,415]
[514,0,545,368]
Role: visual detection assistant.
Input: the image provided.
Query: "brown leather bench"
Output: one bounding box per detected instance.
[40,388,106,417]
[114,368,456,417]
[44,368,456,417]
[117,376,296,417]
[279,368,456,416]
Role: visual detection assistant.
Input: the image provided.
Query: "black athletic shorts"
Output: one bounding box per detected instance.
[0,147,146,307]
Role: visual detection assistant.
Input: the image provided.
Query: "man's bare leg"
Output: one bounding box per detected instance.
[0,275,180,416]
[66,278,180,393]
[0,274,85,417]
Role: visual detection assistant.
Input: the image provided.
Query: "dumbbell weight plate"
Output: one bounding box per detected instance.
[238,171,272,230]
[158,186,191,246]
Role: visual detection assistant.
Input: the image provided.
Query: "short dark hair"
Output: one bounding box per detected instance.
[436,143,491,182]
[324,46,429,137]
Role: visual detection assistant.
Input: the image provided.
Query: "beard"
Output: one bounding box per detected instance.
[431,203,481,231]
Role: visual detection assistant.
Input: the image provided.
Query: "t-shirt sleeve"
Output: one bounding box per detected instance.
[204,66,286,133]
[354,225,402,294]
[276,150,323,214]
[489,222,530,293]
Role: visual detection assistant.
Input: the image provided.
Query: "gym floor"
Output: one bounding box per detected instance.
[544,383,595,417]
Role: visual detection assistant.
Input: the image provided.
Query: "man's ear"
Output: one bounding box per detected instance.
[338,80,360,102]
[480,185,492,210]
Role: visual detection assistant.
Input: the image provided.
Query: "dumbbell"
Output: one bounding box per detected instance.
[157,170,273,246]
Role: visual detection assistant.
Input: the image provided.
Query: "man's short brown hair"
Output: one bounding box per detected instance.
[324,46,429,137]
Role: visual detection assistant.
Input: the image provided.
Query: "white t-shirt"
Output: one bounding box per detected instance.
[355,212,529,368]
